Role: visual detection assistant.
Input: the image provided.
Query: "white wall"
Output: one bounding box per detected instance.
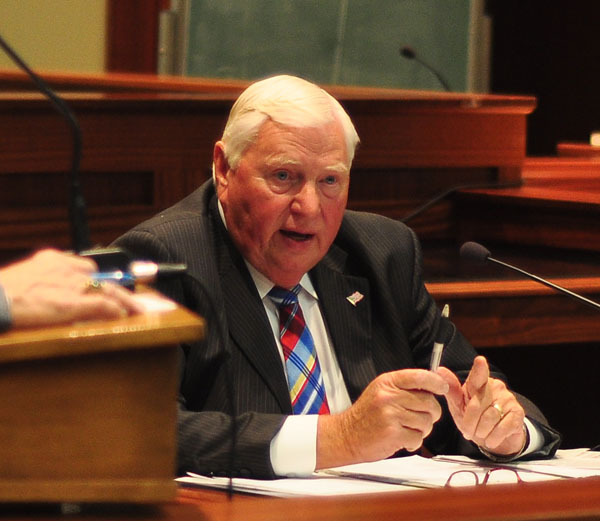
[0,0,107,72]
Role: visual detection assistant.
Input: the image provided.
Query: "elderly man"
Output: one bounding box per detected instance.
[115,75,560,479]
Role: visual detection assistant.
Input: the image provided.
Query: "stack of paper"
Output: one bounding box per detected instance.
[176,449,600,498]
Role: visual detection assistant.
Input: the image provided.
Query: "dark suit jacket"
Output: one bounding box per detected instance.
[115,181,560,479]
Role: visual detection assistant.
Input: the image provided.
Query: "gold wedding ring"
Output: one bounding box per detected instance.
[84,279,106,293]
[492,402,505,420]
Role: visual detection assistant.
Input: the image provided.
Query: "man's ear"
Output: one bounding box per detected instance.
[213,141,230,191]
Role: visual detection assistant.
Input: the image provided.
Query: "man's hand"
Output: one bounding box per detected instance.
[437,356,527,457]
[0,249,143,329]
[316,369,449,469]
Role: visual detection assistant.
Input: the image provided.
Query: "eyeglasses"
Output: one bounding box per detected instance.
[445,467,523,487]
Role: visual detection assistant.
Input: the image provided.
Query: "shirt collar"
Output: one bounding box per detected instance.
[246,261,317,301]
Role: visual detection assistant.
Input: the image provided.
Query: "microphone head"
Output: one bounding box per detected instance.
[460,241,491,264]
[399,46,416,59]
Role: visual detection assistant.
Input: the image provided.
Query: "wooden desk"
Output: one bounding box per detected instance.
[173,479,600,521]
[2,478,600,521]
[0,293,204,504]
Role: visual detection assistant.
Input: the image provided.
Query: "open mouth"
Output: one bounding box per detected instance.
[280,230,313,242]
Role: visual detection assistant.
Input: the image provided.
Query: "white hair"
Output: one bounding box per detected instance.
[219,75,360,171]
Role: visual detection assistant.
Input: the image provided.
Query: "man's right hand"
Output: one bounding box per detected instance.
[315,369,449,469]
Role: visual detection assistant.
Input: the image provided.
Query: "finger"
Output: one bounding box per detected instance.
[394,403,442,437]
[402,427,430,453]
[398,389,443,422]
[465,356,489,401]
[476,392,525,448]
[387,369,449,396]
[436,367,465,415]
[474,401,507,441]
[74,295,130,321]
[101,283,145,314]
[459,392,487,440]
[481,413,526,452]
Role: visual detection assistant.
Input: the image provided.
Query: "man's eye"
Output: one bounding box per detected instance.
[275,171,289,181]
[323,175,337,185]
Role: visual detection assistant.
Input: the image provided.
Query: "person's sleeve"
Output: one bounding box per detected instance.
[177,394,286,479]
[0,284,12,332]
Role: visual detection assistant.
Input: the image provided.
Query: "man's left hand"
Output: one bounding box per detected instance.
[437,356,527,457]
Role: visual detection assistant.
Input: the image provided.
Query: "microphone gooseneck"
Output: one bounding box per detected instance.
[399,45,452,92]
[460,241,600,312]
[400,180,522,224]
[0,32,90,253]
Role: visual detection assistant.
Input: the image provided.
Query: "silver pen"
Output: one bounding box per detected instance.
[430,304,450,371]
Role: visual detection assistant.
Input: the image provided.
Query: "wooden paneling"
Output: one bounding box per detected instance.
[0,87,534,260]
[427,277,600,348]
[456,158,600,251]
[557,142,600,159]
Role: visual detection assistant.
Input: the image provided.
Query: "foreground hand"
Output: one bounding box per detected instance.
[316,369,449,469]
[0,249,144,328]
[437,356,527,457]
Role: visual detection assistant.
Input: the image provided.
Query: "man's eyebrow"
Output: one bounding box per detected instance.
[263,154,301,168]
[263,155,348,173]
[325,162,350,173]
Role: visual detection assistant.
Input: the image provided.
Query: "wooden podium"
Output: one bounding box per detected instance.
[0,292,204,504]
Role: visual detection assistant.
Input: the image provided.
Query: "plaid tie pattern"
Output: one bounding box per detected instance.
[268,285,330,415]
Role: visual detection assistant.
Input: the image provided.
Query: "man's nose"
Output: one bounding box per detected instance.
[291,182,320,215]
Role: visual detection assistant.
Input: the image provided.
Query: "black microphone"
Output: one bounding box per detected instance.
[460,241,600,312]
[399,45,452,92]
[0,32,90,252]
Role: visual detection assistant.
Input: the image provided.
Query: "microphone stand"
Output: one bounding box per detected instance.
[0,32,90,253]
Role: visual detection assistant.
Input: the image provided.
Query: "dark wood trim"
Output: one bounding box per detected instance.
[106,0,170,73]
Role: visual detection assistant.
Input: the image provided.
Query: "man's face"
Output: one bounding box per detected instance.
[215,119,350,288]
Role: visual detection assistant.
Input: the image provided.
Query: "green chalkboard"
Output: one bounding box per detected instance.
[185,0,473,91]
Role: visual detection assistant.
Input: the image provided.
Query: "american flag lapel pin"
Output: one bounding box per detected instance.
[346,291,364,307]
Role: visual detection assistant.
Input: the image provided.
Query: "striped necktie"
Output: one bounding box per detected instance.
[268,285,330,415]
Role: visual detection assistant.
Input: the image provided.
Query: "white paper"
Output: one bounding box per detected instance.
[176,449,600,497]
[177,472,410,497]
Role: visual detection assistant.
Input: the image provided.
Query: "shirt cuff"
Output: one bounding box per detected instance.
[0,285,12,333]
[521,417,544,456]
[270,415,318,477]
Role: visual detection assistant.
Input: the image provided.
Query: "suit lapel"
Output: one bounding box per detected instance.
[311,250,377,402]
[214,219,291,413]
